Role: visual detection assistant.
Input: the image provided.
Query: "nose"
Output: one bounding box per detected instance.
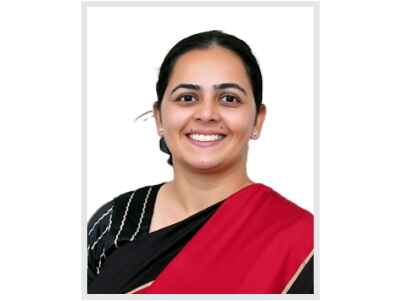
[193,97,221,123]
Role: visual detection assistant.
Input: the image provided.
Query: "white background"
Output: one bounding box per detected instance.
[1,0,401,301]
[86,6,314,216]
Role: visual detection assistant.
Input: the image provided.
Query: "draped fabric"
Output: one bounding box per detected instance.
[87,182,314,294]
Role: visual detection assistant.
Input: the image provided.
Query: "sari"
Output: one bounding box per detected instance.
[87,182,314,294]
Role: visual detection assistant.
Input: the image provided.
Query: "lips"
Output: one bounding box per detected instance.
[187,133,225,142]
[185,132,227,148]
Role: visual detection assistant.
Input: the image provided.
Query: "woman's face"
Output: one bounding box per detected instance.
[155,46,266,172]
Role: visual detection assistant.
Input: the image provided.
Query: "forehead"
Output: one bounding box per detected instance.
[167,46,252,90]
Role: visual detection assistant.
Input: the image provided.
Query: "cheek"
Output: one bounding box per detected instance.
[225,111,254,137]
[162,106,191,132]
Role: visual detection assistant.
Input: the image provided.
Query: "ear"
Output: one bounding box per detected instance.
[153,102,163,135]
[254,104,267,138]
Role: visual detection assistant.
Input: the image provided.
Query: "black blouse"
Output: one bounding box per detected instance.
[87,183,313,294]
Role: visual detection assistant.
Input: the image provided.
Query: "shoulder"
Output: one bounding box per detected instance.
[88,182,164,219]
[87,183,164,250]
[87,183,164,278]
[258,185,314,273]
[269,186,313,252]
[86,191,131,238]
[260,184,313,224]
[254,184,314,246]
[87,183,163,235]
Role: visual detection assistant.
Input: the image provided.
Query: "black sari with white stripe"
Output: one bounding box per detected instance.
[87,183,313,294]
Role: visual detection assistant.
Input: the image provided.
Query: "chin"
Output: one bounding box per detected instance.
[185,157,225,172]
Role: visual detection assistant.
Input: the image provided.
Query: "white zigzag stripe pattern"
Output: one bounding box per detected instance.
[96,248,106,275]
[114,190,136,248]
[130,187,152,241]
[88,207,113,236]
[90,209,113,251]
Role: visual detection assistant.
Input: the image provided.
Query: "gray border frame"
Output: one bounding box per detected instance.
[81,1,319,299]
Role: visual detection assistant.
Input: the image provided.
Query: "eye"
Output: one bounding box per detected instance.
[221,94,241,104]
[176,94,197,103]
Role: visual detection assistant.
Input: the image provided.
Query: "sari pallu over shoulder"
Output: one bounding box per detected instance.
[132,183,314,294]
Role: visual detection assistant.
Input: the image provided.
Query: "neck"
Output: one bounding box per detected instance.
[166,159,254,215]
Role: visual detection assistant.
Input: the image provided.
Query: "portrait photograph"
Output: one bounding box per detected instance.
[4,0,401,300]
[83,1,318,297]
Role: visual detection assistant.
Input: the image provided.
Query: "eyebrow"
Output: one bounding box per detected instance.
[170,82,247,96]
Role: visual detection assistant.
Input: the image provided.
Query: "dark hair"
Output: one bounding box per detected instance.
[155,30,263,166]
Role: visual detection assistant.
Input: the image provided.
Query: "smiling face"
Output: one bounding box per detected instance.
[154,46,266,173]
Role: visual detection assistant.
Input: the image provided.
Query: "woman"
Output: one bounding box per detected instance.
[87,30,314,294]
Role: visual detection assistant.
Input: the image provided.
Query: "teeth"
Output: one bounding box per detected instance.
[189,134,225,142]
